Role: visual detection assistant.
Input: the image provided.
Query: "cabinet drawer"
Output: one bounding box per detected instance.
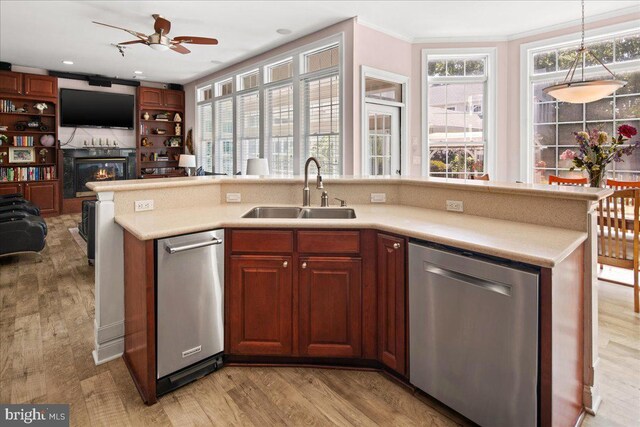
[230,230,293,253]
[297,231,360,254]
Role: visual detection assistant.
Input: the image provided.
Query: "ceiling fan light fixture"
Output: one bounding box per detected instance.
[543,79,627,104]
[150,43,170,51]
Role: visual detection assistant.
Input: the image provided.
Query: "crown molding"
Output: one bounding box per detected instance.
[355,16,413,43]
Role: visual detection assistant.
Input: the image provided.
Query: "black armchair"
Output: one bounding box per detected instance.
[0,202,41,216]
[0,213,47,256]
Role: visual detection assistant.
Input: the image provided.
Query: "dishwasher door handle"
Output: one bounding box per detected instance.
[165,238,223,254]
[424,263,512,296]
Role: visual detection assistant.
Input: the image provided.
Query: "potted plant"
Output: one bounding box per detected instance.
[560,125,639,187]
[0,134,7,146]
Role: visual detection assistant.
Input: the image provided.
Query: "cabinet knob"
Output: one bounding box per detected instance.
[393,243,401,249]
[283,261,288,268]
[301,262,307,269]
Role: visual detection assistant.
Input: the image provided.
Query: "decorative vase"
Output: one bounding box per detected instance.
[589,168,605,188]
[143,112,150,120]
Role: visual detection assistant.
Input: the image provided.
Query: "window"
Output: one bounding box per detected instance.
[527,31,640,183]
[236,91,260,174]
[195,38,342,176]
[365,77,402,102]
[214,98,233,174]
[303,74,341,175]
[266,84,294,175]
[424,50,494,179]
[196,103,213,172]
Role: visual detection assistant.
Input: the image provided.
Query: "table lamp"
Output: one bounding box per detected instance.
[246,158,269,176]
[179,154,196,176]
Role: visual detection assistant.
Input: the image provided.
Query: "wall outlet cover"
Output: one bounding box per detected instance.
[370,193,386,203]
[226,193,241,203]
[135,200,154,212]
[446,200,463,212]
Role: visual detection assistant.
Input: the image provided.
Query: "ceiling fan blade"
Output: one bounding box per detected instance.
[172,36,218,45]
[93,21,147,40]
[170,43,191,54]
[118,40,147,45]
[152,14,171,35]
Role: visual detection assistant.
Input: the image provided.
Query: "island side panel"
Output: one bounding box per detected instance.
[540,244,585,427]
[123,230,157,404]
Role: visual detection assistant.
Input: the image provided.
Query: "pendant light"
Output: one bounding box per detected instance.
[543,0,626,104]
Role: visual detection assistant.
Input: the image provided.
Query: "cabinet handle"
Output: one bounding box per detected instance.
[393,243,401,249]
[283,261,288,268]
[301,262,307,269]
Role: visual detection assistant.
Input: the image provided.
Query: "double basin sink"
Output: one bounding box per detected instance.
[242,206,356,219]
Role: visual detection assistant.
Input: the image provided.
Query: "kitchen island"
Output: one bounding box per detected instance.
[88,175,610,426]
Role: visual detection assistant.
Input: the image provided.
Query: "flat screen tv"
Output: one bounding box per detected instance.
[60,89,134,129]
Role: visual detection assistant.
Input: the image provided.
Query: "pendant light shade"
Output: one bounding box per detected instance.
[543,79,627,104]
[542,0,626,104]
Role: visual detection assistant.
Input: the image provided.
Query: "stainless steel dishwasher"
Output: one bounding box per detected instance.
[156,229,224,396]
[409,242,539,427]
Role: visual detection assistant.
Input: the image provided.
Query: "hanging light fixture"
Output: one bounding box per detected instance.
[543,0,626,104]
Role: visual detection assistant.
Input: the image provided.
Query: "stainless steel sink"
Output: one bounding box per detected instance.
[241,206,356,219]
[241,207,302,218]
[299,208,357,219]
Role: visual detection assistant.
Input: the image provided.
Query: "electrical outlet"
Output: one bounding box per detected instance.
[370,193,386,203]
[226,193,241,203]
[446,200,463,212]
[135,200,154,212]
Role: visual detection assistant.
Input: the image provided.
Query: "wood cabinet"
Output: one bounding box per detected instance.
[24,181,59,215]
[377,233,406,375]
[228,255,293,356]
[299,257,362,358]
[163,90,184,109]
[0,182,23,195]
[23,74,57,98]
[0,71,22,95]
[138,87,163,107]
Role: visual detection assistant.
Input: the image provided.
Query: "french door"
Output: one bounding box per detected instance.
[365,103,400,176]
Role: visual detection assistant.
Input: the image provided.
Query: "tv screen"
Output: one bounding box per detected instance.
[60,89,134,129]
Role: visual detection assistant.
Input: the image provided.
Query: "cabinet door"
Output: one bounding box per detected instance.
[163,90,184,108]
[299,257,362,358]
[138,87,163,107]
[23,74,57,98]
[0,182,24,196]
[228,255,293,355]
[377,234,406,375]
[0,71,22,95]
[24,181,59,215]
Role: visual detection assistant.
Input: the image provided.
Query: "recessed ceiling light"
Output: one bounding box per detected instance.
[134,70,143,74]
[276,28,292,35]
[210,60,223,64]
[133,75,147,80]
[62,60,74,65]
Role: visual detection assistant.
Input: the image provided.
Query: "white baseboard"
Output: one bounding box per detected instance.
[92,337,124,365]
[94,318,124,344]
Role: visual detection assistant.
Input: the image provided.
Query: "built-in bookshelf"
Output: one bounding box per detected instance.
[136,87,185,179]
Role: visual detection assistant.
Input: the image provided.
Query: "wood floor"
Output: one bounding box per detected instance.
[1,214,638,426]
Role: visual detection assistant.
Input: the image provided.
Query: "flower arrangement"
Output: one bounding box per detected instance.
[559,125,639,187]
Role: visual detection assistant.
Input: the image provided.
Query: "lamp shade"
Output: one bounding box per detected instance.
[246,158,270,175]
[178,154,196,168]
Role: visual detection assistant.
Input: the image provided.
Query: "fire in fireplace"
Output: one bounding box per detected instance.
[75,158,127,197]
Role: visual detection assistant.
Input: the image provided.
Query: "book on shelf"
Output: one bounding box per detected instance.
[0,99,16,113]
[0,166,56,182]
[12,136,35,146]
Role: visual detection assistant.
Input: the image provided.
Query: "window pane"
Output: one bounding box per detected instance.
[617,95,640,119]
[585,97,614,121]
[196,103,213,172]
[558,48,578,71]
[535,146,556,169]
[465,59,485,76]
[236,92,260,174]
[428,60,446,76]
[616,71,640,95]
[216,79,232,97]
[305,45,339,73]
[585,41,614,67]
[266,59,293,83]
[197,85,212,102]
[533,124,556,146]
[365,77,402,102]
[558,102,582,122]
[446,60,464,76]
[266,84,294,175]
[616,34,640,62]
[238,70,259,91]
[303,74,340,175]
[533,51,556,74]
[214,98,233,175]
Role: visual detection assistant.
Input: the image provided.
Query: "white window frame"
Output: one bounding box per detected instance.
[360,66,409,176]
[195,33,343,176]
[519,21,640,183]
[421,47,497,178]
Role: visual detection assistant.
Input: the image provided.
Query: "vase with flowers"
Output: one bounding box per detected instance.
[559,125,639,187]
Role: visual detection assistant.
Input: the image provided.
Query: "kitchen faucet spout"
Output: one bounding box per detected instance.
[303,157,323,207]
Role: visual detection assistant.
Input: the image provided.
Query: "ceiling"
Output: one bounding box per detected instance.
[0,1,637,84]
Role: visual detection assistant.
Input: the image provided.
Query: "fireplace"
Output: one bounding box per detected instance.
[63,148,136,199]
[75,158,127,197]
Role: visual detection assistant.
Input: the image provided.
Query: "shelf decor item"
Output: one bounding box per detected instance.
[0,152,6,164]
[34,103,48,114]
[15,118,48,132]
[173,113,182,122]
[175,123,181,136]
[39,148,48,163]
[143,111,150,120]
[167,136,181,147]
[153,128,167,135]
[40,134,55,147]
[9,147,35,164]
[560,125,639,187]
[0,134,7,145]
[155,113,169,121]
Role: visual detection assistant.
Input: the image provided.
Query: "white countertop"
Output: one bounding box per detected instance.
[115,204,587,268]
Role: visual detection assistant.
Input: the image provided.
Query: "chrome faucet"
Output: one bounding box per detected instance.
[303,157,323,207]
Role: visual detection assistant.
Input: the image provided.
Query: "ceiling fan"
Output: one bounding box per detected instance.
[93,14,218,54]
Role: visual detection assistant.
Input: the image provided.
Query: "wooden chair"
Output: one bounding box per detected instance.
[606,179,640,190]
[548,175,587,186]
[597,189,640,313]
[471,174,490,181]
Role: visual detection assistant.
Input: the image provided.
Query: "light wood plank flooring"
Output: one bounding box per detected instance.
[1,214,638,426]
